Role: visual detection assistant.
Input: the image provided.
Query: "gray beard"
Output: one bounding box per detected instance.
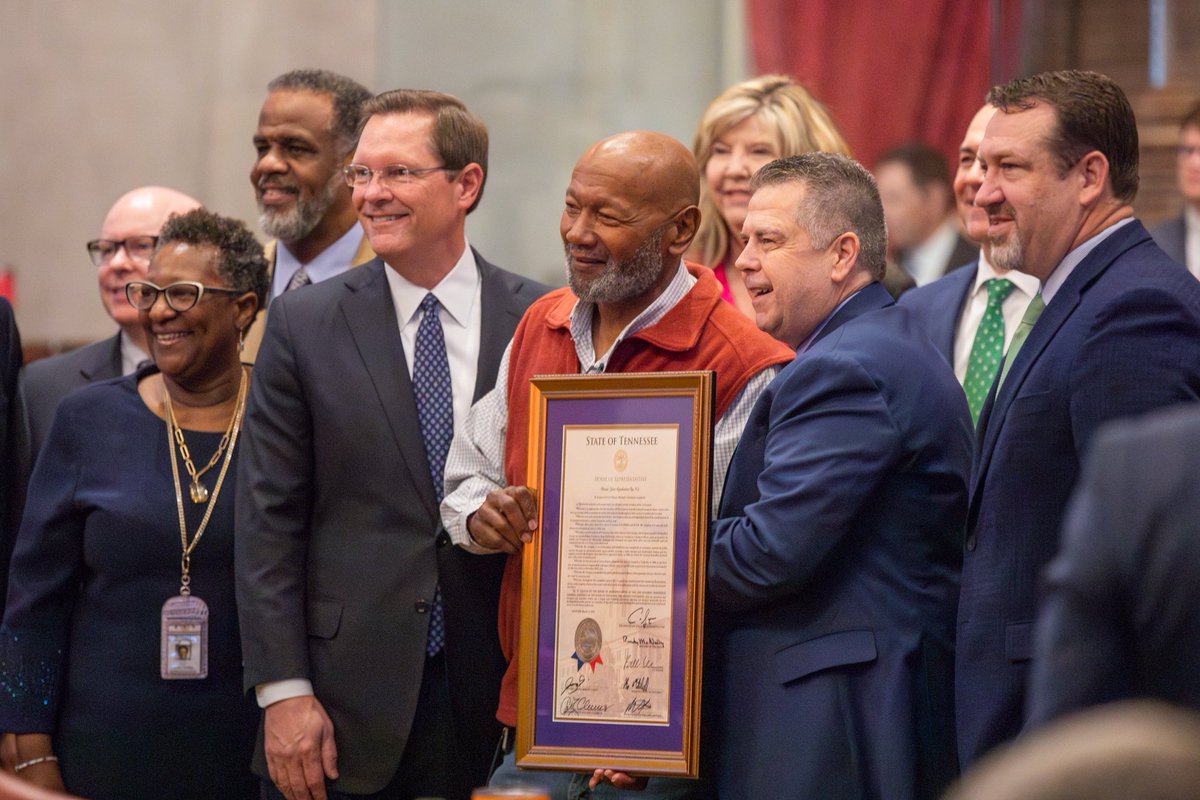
[565,228,665,304]
[258,169,342,244]
[989,231,1024,272]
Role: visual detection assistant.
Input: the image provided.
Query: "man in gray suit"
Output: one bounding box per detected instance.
[236,89,547,800]
[1151,99,1200,277]
[20,186,200,454]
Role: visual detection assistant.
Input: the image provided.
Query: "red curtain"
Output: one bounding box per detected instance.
[748,0,1015,170]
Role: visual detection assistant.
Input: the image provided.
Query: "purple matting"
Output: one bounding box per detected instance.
[534,394,696,751]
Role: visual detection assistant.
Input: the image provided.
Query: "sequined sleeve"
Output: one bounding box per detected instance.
[0,397,85,733]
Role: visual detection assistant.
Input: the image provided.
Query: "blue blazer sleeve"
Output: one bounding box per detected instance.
[709,351,901,611]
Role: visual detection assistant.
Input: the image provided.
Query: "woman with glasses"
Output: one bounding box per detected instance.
[0,208,268,799]
[689,75,851,318]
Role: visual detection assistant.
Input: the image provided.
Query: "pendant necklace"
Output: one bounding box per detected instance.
[159,369,248,680]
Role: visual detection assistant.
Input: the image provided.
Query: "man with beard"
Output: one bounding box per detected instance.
[21,186,200,456]
[243,69,374,361]
[237,90,548,800]
[441,130,794,798]
[956,70,1200,767]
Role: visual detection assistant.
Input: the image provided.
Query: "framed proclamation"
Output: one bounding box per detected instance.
[515,371,714,777]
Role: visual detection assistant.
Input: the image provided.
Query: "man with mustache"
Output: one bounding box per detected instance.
[243,69,374,361]
[956,69,1200,767]
[898,104,1040,424]
[441,130,793,798]
[238,89,548,800]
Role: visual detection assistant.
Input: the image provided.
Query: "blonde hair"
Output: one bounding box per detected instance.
[691,75,851,267]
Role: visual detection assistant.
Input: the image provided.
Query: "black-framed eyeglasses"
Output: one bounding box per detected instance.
[125,281,243,312]
[342,163,454,189]
[86,236,159,267]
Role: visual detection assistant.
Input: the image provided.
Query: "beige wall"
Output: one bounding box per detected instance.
[0,1,744,344]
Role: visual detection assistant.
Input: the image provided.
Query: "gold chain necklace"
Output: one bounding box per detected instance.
[164,369,247,595]
[165,376,242,503]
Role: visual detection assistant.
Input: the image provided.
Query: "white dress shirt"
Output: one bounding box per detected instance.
[952,252,1041,383]
[119,331,151,376]
[1185,205,1200,279]
[255,242,482,710]
[903,220,963,287]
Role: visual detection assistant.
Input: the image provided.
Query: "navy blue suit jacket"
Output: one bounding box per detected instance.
[957,220,1200,766]
[1026,405,1200,726]
[897,261,977,365]
[709,281,973,799]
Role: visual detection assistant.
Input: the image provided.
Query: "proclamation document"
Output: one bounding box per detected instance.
[552,424,678,725]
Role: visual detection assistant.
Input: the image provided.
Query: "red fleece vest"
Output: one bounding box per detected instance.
[493,263,793,726]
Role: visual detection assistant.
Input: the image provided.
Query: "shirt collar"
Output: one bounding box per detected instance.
[970,249,1041,299]
[797,285,868,353]
[567,260,694,369]
[384,240,480,329]
[1041,218,1134,304]
[274,223,364,295]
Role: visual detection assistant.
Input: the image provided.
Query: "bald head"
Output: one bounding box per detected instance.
[578,131,700,212]
[97,185,202,336]
[561,131,702,312]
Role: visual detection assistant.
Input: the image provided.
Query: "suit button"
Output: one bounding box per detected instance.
[415,599,431,614]
[965,534,977,552]
[436,531,450,547]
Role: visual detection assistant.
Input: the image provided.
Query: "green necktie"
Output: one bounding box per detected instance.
[963,278,1015,423]
[997,292,1045,388]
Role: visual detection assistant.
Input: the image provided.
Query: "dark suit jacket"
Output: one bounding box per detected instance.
[957,220,1200,766]
[235,253,547,795]
[708,282,973,799]
[20,334,122,458]
[0,298,22,618]
[1150,214,1186,267]
[897,260,977,364]
[1026,405,1200,726]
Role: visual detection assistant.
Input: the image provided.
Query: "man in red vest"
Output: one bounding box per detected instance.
[441,130,793,798]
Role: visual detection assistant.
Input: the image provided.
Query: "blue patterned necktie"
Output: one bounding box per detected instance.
[413,293,451,656]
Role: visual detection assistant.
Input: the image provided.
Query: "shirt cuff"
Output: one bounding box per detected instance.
[255,679,314,709]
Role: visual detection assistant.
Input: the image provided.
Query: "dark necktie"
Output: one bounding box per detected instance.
[413,293,451,656]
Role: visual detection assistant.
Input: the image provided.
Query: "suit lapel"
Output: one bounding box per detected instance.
[810,282,893,348]
[339,260,440,520]
[939,266,976,359]
[972,221,1149,499]
[81,335,123,382]
[473,250,529,402]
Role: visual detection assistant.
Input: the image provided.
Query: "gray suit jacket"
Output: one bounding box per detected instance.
[236,253,548,794]
[1150,214,1187,267]
[20,333,122,458]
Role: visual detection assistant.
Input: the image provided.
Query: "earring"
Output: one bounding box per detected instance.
[237,327,246,353]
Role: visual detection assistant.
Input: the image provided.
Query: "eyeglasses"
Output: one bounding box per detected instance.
[1178,145,1200,159]
[342,163,454,189]
[86,236,159,267]
[125,281,243,312]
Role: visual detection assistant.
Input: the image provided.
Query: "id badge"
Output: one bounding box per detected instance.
[161,594,209,680]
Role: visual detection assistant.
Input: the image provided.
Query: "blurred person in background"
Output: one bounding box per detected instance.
[1151,98,1200,277]
[21,186,200,457]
